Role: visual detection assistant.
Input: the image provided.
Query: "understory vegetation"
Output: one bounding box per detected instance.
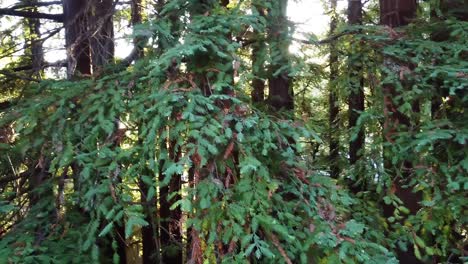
[0,0,467,263]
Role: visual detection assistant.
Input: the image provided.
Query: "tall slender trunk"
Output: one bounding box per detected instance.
[429,2,468,263]
[251,3,266,103]
[347,0,365,167]
[328,0,340,179]
[156,2,183,263]
[159,140,183,263]
[379,1,422,263]
[24,0,45,202]
[90,0,114,72]
[131,0,144,59]
[267,0,293,111]
[62,0,91,77]
[24,0,43,78]
[22,0,56,246]
[88,3,126,261]
[139,173,160,264]
[131,2,160,262]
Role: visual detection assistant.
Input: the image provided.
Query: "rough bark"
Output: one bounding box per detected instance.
[63,0,91,77]
[379,0,417,27]
[429,2,468,262]
[157,2,183,262]
[347,0,365,167]
[131,2,160,261]
[379,1,422,263]
[24,1,44,77]
[328,0,340,179]
[131,0,144,59]
[159,148,183,264]
[90,0,115,72]
[267,0,293,111]
[251,3,266,103]
[110,121,128,264]
[139,177,160,264]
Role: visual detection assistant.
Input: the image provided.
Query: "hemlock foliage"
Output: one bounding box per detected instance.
[0,0,467,263]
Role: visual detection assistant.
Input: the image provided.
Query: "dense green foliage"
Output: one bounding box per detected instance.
[0,0,467,263]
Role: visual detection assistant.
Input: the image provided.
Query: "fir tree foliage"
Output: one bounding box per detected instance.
[0,0,467,263]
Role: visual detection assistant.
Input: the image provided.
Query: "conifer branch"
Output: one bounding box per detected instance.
[0,8,63,22]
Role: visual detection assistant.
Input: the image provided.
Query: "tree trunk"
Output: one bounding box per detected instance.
[24,0,44,78]
[90,0,114,72]
[131,2,160,262]
[267,0,293,111]
[62,0,91,77]
[379,1,422,263]
[153,1,184,263]
[379,0,417,27]
[159,140,183,264]
[347,0,365,167]
[131,0,144,59]
[251,3,266,103]
[328,0,340,179]
[139,177,160,264]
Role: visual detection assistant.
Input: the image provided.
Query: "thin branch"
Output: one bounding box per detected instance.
[0,173,25,186]
[11,60,67,72]
[0,8,63,22]
[294,29,359,45]
[0,70,39,82]
[0,26,63,62]
[9,1,62,9]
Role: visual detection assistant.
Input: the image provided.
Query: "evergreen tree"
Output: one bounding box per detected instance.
[0,0,467,263]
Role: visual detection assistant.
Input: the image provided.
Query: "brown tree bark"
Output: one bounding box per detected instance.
[379,1,422,263]
[156,2,183,263]
[131,2,160,262]
[63,0,91,77]
[347,0,365,167]
[159,144,183,264]
[90,0,114,72]
[139,171,160,264]
[24,1,44,78]
[251,3,266,103]
[131,0,144,60]
[267,0,293,111]
[328,0,340,179]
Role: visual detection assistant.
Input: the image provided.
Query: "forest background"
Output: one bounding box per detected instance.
[0,0,467,263]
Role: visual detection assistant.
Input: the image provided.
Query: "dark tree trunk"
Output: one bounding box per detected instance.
[347,0,365,167]
[90,0,114,72]
[159,141,183,264]
[115,223,127,264]
[267,0,293,111]
[251,3,266,103]
[379,1,422,263]
[429,2,468,263]
[24,0,44,77]
[111,123,127,264]
[155,2,183,263]
[62,0,91,77]
[132,2,160,261]
[329,0,340,179]
[28,160,57,246]
[251,47,265,103]
[379,0,417,27]
[131,0,144,59]
[430,0,468,119]
[139,177,160,264]
[87,4,125,261]
[22,1,55,245]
